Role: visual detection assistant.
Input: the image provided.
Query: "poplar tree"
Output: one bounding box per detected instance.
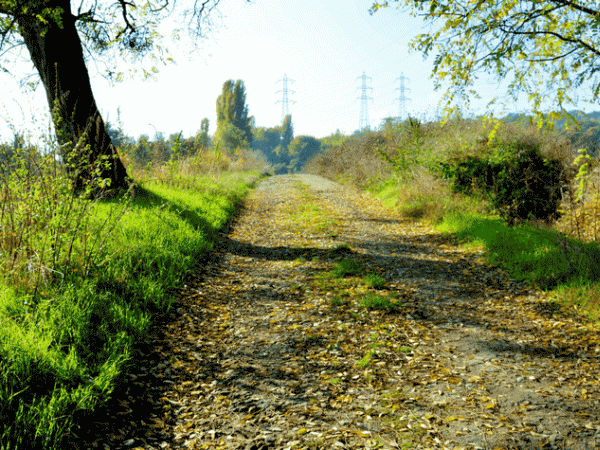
[215,79,253,150]
[281,114,294,150]
[196,118,210,150]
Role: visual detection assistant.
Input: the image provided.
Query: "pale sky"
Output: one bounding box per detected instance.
[0,0,597,145]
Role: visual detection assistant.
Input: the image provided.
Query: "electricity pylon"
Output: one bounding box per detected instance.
[395,72,412,121]
[356,71,373,130]
[276,74,296,122]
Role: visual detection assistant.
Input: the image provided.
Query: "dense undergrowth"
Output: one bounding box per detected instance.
[305,110,600,326]
[0,139,264,449]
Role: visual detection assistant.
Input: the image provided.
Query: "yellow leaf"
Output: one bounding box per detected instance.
[446,416,457,422]
[298,428,308,435]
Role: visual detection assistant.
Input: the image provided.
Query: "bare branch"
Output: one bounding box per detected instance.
[116,0,136,37]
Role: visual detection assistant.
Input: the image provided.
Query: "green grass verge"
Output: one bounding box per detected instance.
[431,208,600,324]
[0,171,259,449]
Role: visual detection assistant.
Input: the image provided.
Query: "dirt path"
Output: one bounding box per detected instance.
[73,174,600,450]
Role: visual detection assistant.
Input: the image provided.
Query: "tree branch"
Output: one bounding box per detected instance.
[550,0,599,19]
[116,0,136,36]
[498,26,600,57]
[525,46,581,63]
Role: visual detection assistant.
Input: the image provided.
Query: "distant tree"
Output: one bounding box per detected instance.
[217,80,235,127]
[106,123,123,148]
[167,132,184,159]
[0,0,244,193]
[379,117,402,132]
[320,129,348,153]
[214,123,249,154]
[216,79,252,151]
[132,134,151,166]
[350,127,372,138]
[233,81,253,146]
[281,114,294,150]
[252,126,281,155]
[288,135,322,173]
[195,118,211,150]
[252,127,281,165]
[151,132,170,163]
[370,1,600,129]
[0,134,42,176]
[180,136,196,157]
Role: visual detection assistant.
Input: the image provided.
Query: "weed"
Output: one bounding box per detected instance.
[360,294,400,312]
[365,273,386,289]
[330,295,349,306]
[358,350,377,368]
[331,259,364,278]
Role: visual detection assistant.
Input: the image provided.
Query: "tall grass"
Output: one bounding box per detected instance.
[0,131,263,448]
[305,109,600,325]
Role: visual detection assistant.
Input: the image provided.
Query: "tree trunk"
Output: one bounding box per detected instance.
[17,1,129,194]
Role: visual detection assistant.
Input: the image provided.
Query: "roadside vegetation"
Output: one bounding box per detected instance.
[0,128,265,449]
[305,109,600,326]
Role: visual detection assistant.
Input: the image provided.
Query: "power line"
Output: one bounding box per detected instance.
[356,71,373,130]
[275,74,296,123]
[395,72,411,121]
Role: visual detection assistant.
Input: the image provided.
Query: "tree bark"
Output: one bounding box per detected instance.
[16,1,129,194]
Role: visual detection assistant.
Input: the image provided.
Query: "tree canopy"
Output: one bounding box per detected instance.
[215,79,253,151]
[370,0,600,129]
[0,0,246,192]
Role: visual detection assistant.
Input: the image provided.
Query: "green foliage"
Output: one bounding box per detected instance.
[281,114,294,150]
[438,140,568,226]
[149,131,170,163]
[320,129,348,154]
[0,0,223,81]
[370,1,600,130]
[375,116,423,177]
[331,259,364,278]
[288,135,321,173]
[445,215,600,290]
[195,118,211,150]
[251,118,317,174]
[252,126,281,156]
[214,123,250,156]
[131,134,152,166]
[571,149,594,203]
[0,140,256,449]
[364,273,386,289]
[215,80,253,152]
[359,294,399,312]
[562,118,600,158]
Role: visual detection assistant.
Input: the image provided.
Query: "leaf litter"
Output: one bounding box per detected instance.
[68,174,600,450]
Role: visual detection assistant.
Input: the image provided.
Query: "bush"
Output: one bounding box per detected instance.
[439,142,569,226]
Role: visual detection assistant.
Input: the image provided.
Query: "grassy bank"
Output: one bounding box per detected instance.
[0,145,262,449]
[306,111,600,326]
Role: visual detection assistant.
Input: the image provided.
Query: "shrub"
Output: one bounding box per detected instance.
[439,142,569,226]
